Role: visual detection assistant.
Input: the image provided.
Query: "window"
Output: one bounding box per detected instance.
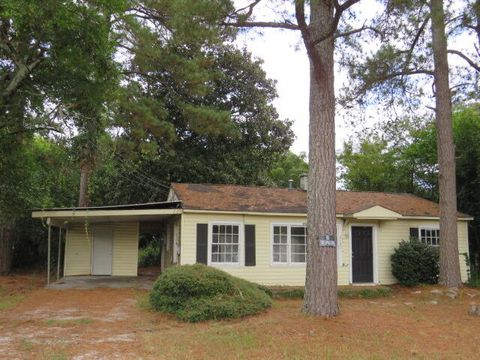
[211,224,240,264]
[272,224,307,264]
[420,228,440,246]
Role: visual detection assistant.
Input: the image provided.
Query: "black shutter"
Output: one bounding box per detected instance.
[409,227,419,240]
[196,224,208,264]
[244,224,256,266]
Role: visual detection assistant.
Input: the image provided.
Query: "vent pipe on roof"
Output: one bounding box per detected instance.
[299,174,308,191]
[288,179,293,189]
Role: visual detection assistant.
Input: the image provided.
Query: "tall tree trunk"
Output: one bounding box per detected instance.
[430,0,462,287]
[302,0,338,317]
[0,226,13,274]
[78,162,92,207]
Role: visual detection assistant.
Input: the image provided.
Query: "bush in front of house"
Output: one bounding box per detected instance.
[149,264,272,322]
[391,239,439,287]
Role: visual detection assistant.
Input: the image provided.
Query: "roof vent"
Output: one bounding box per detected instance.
[299,174,308,191]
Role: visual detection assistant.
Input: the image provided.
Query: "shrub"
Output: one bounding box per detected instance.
[271,286,392,299]
[149,264,272,322]
[463,252,480,288]
[338,287,392,299]
[138,243,161,267]
[391,239,439,287]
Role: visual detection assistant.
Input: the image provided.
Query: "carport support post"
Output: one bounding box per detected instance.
[47,219,51,286]
[57,228,62,281]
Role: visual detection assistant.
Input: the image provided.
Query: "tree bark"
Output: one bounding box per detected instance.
[302,0,339,317]
[0,226,13,274]
[430,0,462,287]
[78,162,92,207]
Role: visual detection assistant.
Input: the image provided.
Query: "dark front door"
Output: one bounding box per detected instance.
[351,226,374,283]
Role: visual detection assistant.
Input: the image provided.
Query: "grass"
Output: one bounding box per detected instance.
[2,278,480,359]
[271,286,392,300]
[0,293,24,310]
[19,338,34,352]
[136,291,151,310]
[45,318,93,326]
[466,269,480,288]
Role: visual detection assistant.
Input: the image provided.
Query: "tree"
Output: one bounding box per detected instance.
[430,0,461,286]
[89,46,294,206]
[340,0,472,288]
[269,151,309,188]
[0,0,124,271]
[228,0,370,317]
[339,104,480,273]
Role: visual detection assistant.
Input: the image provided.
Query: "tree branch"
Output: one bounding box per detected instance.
[2,56,43,98]
[402,15,430,72]
[224,20,299,30]
[311,0,361,46]
[447,49,480,72]
[334,25,382,39]
[225,0,299,30]
[227,0,261,19]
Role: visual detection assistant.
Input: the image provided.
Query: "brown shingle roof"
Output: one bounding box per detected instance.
[171,183,471,218]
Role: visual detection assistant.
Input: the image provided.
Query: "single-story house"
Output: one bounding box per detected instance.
[32,182,472,286]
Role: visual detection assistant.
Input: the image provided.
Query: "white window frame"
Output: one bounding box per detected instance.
[419,226,440,246]
[271,223,307,266]
[208,221,244,267]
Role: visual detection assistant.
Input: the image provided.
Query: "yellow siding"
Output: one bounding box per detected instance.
[112,222,139,276]
[376,219,469,284]
[180,213,470,286]
[180,213,348,286]
[352,205,401,219]
[64,223,92,276]
[64,222,139,277]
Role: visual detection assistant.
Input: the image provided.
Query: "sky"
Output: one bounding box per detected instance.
[233,1,475,157]
[233,0,382,156]
[236,28,310,155]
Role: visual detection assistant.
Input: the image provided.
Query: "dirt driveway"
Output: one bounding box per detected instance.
[0,286,148,359]
[1,274,480,359]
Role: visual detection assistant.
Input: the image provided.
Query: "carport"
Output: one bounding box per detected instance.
[32,201,182,285]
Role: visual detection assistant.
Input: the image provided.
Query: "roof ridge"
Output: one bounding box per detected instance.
[174,183,422,196]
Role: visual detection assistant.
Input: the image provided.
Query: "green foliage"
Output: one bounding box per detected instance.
[149,264,272,322]
[391,239,439,287]
[138,242,161,268]
[90,47,294,205]
[464,252,480,288]
[339,104,480,268]
[269,151,308,188]
[337,287,392,299]
[271,286,392,299]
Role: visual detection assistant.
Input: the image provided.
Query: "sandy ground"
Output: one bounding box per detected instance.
[1,274,480,359]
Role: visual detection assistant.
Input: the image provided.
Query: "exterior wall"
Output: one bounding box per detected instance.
[180,212,346,286]
[112,222,139,276]
[180,212,470,286]
[64,222,139,276]
[64,223,92,276]
[374,219,469,284]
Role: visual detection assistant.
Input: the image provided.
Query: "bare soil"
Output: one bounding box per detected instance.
[1,274,479,359]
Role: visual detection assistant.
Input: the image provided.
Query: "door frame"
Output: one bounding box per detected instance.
[91,226,113,276]
[349,223,378,285]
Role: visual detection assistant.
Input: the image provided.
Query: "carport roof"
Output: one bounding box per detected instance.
[31,201,183,226]
[32,200,182,212]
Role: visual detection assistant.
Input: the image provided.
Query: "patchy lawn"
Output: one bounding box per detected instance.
[1,275,479,359]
